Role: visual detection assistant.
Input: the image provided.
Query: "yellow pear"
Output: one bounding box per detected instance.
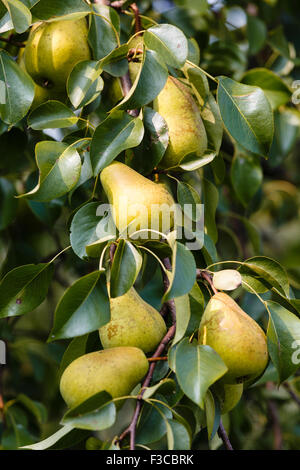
[153,76,207,169]
[212,381,243,414]
[60,347,149,409]
[18,44,66,108]
[100,162,176,237]
[24,18,91,92]
[99,287,166,353]
[198,292,268,384]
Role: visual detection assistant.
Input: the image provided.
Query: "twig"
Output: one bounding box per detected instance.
[130,3,142,34]
[109,243,117,264]
[197,269,218,295]
[218,419,233,450]
[119,73,140,117]
[117,324,176,449]
[148,356,167,363]
[283,382,300,407]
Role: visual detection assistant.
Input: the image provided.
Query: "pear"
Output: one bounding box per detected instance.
[212,381,243,414]
[198,292,268,384]
[100,162,176,237]
[24,18,91,93]
[99,287,166,353]
[60,347,149,409]
[153,76,207,169]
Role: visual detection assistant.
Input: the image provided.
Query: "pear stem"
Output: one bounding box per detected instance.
[130,3,142,34]
[197,269,218,295]
[218,419,234,450]
[148,356,168,362]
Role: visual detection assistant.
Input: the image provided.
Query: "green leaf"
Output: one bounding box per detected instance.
[31,0,90,21]
[128,107,169,175]
[0,177,17,231]
[204,389,220,440]
[242,68,291,110]
[0,263,53,318]
[267,301,300,383]
[16,394,47,424]
[28,101,78,129]
[167,419,191,450]
[90,110,144,175]
[113,49,168,111]
[59,334,90,377]
[173,294,191,346]
[0,50,35,125]
[268,26,290,59]
[247,15,267,55]
[20,425,74,450]
[62,391,116,431]
[136,401,172,445]
[179,151,216,172]
[203,178,218,244]
[231,147,263,206]
[217,76,274,156]
[183,63,210,105]
[19,141,81,202]
[175,339,228,408]
[177,180,201,222]
[70,202,106,260]
[144,23,188,68]
[240,256,290,296]
[163,237,196,301]
[200,94,223,154]
[88,4,120,60]
[110,239,142,298]
[270,108,300,163]
[2,0,31,33]
[67,60,104,109]
[49,271,110,341]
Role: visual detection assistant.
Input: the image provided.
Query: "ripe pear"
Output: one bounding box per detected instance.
[24,18,91,92]
[153,76,207,169]
[60,347,149,409]
[212,381,243,414]
[198,293,268,384]
[99,287,166,353]
[100,162,176,237]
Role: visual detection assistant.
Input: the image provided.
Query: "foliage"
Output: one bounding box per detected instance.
[0,0,300,451]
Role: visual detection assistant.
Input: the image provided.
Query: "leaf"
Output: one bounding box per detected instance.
[67,60,104,109]
[19,141,81,202]
[128,107,169,175]
[175,339,228,408]
[212,270,242,291]
[110,239,142,298]
[217,76,274,156]
[21,425,74,450]
[0,177,17,231]
[231,147,263,206]
[61,391,116,431]
[70,202,106,260]
[144,23,188,68]
[28,101,78,129]
[247,15,267,55]
[204,389,220,440]
[113,49,168,111]
[59,334,90,377]
[0,263,53,318]
[90,110,144,175]
[2,0,31,33]
[267,301,300,383]
[88,4,120,60]
[240,256,290,296]
[203,178,218,244]
[31,0,90,21]
[49,271,110,341]
[142,379,176,400]
[0,50,35,125]
[268,26,290,59]
[16,394,47,424]
[163,237,196,301]
[136,401,172,445]
[177,180,201,222]
[172,294,191,345]
[179,150,216,172]
[167,419,191,450]
[242,68,291,110]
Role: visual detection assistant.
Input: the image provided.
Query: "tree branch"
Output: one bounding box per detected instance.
[218,419,234,450]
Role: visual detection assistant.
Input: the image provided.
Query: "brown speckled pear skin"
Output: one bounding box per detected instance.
[198,292,268,384]
[99,288,167,353]
[100,162,175,235]
[153,76,207,169]
[24,18,91,92]
[60,347,149,409]
[212,381,243,414]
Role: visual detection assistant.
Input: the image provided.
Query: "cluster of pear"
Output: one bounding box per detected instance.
[19,18,91,108]
[60,288,167,408]
[198,292,269,413]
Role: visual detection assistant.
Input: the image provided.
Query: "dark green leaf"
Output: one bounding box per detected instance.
[144,23,188,68]
[231,148,263,206]
[110,239,142,298]
[28,101,78,129]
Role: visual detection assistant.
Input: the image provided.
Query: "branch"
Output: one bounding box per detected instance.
[130,3,141,34]
[197,269,218,295]
[217,419,234,450]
